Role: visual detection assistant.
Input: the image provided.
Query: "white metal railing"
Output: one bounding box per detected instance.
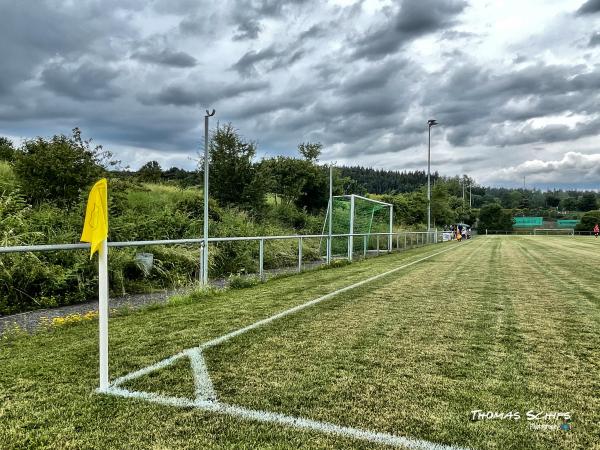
[0,230,442,282]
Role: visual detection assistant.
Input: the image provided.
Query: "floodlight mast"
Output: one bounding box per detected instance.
[202,109,215,285]
[427,119,438,234]
[327,165,333,264]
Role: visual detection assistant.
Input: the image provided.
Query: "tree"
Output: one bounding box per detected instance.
[561,196,578,212]
[259,156,330,212]
[430,183,457,227]
[138,161,162,182]
[577,192,597,212]
[0,137,15,161]
[207,123,266,211]
[13,129,111,206]
[298,142,322,162]
[575,210,600,232]
[545,194,561,208]
[478,203,513,232]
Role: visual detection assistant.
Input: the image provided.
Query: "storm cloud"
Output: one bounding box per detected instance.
[0,0,599,187]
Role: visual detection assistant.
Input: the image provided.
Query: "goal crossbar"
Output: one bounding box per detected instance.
[533,228,574,236]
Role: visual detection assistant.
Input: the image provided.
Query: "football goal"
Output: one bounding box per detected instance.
[533,228,574,236]
[321,194,393,261]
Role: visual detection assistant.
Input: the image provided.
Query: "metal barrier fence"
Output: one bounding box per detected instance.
[0,230,441,283]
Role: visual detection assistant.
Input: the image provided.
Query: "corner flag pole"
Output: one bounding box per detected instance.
[98,239,109,391]
[80,178,109,392]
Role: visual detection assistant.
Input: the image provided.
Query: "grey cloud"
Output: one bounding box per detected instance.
[483,117,600,147]
[131,48,197,67]
[299,23,329,41]
[144,80,270,106]
[231,47,281,76]
[233,20,262,40]
[41,61,121,100]
[337,60,408,94]
[589,32,600,46]
[231,45,305,76]
[492,152,600,183]
[0,1,136,93]
[577,0,600,15]
[352,0,468,60]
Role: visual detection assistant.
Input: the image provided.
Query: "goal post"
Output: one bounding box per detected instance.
[321,194,393,260]
[533,228,574,236]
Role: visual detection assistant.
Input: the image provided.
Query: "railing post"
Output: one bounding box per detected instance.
[298,237,302,273]
[388,205,393,252]
[199,242,204,283]
[259,239,264,281]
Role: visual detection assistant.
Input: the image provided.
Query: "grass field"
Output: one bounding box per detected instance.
[1,236,599,449]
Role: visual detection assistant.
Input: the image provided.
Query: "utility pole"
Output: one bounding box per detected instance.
[202,109,215,285]
[427,119,437,232]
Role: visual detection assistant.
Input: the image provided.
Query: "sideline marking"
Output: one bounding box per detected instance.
[105,242,473,450]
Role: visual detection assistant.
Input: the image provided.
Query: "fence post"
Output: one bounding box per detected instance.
[396,233,399,251]
[486,229,488,235]
[199,242,204,283]
[298,237,303,273]
[363,235,367,258]
[388,205,393,253]
[404,233,407,249]
[259,239,264,281]
[376,235,380,255]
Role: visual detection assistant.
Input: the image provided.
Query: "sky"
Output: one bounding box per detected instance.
[1,0,599,189]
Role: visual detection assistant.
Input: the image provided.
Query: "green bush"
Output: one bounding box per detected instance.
[0,179,327,315]
[575,210,600,232]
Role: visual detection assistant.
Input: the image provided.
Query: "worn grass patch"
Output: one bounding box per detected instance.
[1,237,599,449]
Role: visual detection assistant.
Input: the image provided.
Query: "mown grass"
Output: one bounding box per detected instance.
[1,237,599,449]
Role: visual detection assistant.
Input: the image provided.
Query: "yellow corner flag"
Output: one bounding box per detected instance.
[81,178,108,258]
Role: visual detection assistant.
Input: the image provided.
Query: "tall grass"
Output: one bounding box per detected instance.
[0,174,325,315]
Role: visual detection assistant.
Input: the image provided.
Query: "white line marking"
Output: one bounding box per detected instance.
[188,348,217,401]
[106,242,472,450]
[106,386,469,450]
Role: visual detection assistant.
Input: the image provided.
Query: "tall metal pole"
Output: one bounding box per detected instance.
[427,125,431,232]
[427,119,437,233]
[202,109,215,285]
[348,194,355,261]
[328,165,333,264]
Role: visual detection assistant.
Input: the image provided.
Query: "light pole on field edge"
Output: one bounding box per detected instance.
[427,119,437,235]
[202,109,215,285]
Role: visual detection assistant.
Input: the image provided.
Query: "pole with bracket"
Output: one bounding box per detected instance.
[202,109,215,285]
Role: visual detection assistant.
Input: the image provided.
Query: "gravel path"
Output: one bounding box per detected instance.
[0,260,326,336]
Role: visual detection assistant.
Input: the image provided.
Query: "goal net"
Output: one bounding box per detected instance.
[533,228,574,236]
[321,195,392,259]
